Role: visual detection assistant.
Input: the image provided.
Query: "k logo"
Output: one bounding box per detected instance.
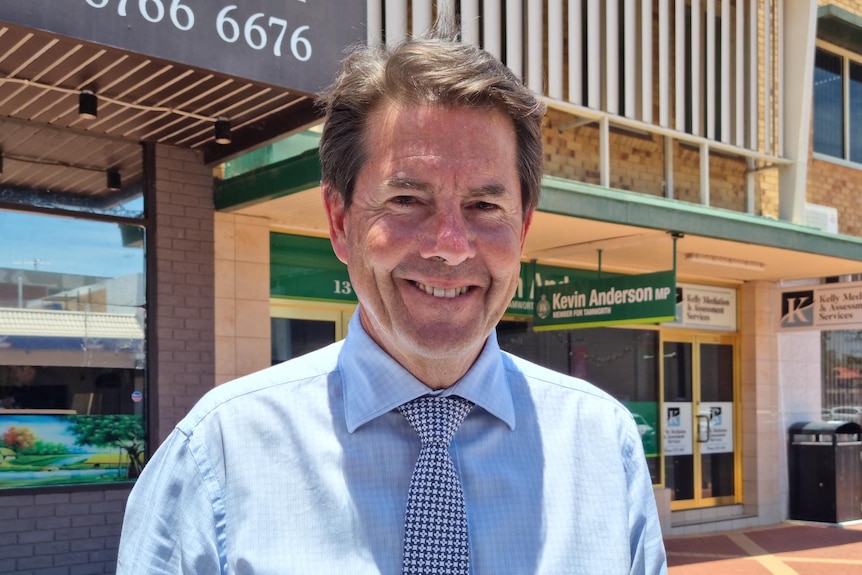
[780,290,814,328]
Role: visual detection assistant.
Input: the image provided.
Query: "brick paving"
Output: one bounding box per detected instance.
[665,522,862,575]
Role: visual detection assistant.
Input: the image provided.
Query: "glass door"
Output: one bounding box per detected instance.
[663,334,739,509]
[270,301,355,364]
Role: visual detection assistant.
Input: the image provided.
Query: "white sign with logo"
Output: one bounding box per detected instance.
[663,402,693,456]
[779,280,862,331]
[664,283,737,331]
[701,402,733,454]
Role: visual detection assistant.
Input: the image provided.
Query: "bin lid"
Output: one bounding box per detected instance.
[789,420,862,434]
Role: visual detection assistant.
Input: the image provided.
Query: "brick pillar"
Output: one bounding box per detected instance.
[152,145,216,445]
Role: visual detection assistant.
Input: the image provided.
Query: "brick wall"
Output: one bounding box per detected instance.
[152,145,216,445]
[809,0,862,237]
[808,158,862,236]
[0,487,132,574]
[543,108,749,211]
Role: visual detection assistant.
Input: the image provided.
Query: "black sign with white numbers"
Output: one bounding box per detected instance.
[2,0,366,94]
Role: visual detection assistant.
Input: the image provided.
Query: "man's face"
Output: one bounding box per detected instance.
[324,103,533,385]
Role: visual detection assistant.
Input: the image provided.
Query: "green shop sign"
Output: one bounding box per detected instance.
[270,234,676,328]
[271,233,355,303]
[506,263,600,316]
[533,270,676,330]
[270,234,594,308]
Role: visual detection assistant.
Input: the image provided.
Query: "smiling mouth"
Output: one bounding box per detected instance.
[413,281,471,298]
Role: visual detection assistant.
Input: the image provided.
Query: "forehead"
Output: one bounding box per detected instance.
[363,102,518,169]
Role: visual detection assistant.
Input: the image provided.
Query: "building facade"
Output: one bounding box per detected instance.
[1,1,862,572]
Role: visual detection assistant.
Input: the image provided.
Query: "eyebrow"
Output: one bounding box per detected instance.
[384,176,430,191]
[384,176,509,197]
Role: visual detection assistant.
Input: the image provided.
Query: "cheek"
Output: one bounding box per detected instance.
[486,230,526,285]
[348,224,404,279]
[487,225,526,258]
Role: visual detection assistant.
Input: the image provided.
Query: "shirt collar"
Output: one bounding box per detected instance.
[339,310,516,433]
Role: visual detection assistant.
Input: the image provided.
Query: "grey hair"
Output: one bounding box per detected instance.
[317,19,545,215]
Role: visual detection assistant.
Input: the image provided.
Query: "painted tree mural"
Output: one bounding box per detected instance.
[66,415,145,478]
[2,426,36,452]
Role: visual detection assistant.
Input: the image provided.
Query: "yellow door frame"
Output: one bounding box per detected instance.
[661,330,742,511]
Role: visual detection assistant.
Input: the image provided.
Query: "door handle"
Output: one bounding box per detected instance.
[697,414,710,443]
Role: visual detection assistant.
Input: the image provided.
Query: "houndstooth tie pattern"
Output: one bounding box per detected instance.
[399,395,474,575]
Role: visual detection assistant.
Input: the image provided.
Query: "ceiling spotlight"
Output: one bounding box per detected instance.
[79,90,98,120]
[214,119,232,144]
[107,169,122,191]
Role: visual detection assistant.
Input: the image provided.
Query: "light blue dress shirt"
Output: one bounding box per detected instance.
[118,312,667,574]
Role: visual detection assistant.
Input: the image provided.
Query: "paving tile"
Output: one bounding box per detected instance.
[665,522,862,575]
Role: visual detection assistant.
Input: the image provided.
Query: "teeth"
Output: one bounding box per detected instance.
[416,282,469,298]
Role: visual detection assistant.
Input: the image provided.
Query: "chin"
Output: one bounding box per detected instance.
[405,327,485,357]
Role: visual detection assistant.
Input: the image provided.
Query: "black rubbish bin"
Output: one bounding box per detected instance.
[788,420,862,523]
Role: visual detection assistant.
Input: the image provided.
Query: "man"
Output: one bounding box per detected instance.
[118,23,667,575]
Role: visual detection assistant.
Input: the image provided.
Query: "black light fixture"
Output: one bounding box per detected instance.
[214,118,232,144]
[79,90,98,120]
[0,152,3,175]
[107,169,122,191]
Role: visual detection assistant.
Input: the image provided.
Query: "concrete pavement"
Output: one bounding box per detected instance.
[664,521,862,574]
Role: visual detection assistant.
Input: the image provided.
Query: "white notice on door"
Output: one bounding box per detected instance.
[701,402,734,453]
[663,402,693,456]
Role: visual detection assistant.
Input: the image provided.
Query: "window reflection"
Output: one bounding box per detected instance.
[850,61,862,164]
[497,322,661,484]
[0,181,144,219]
[822,330,862,420]
[814,48,845,159]
[0,209,146,416]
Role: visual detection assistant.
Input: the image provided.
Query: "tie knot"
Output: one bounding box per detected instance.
[399,396,473,446]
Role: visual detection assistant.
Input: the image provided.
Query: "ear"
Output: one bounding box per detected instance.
[322,183,349,264]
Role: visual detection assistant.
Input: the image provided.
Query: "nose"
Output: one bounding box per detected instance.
[418,204,475,266]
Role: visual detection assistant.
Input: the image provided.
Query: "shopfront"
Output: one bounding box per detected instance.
[0,0,364,479]
[0,2,365,570]
[266,229,745,514]
[204,114,862,535]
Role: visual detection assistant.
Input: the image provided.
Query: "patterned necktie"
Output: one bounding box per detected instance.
[398,395,474,575]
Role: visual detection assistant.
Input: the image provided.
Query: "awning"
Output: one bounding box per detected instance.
[0,307,143,351]
[217,144,862,285]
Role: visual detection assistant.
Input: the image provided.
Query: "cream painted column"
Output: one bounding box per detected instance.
[739,281,783,524]
[778,0,817,223]
[776,328,822,520]
[214,212,271,385]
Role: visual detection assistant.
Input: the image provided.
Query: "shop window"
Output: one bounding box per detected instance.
[821,330,862,421]
[813,46,862,165]
[497,322,661,484]
[0,209,146,489]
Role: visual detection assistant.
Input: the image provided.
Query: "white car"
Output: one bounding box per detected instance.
[829,405,862,424]
[630,413,657,454]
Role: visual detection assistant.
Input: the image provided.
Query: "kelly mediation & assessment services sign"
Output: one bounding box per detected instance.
[533,270,676,330]
[779,279,862,331]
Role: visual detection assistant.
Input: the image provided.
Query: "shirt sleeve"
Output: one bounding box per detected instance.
[117,427,224,574]
[623,415,669,575]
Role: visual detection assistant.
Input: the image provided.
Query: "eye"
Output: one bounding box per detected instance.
[473,201,499,211]
[391,195,417,206]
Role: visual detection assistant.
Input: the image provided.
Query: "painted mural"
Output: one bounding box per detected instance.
[0,414,144,489]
